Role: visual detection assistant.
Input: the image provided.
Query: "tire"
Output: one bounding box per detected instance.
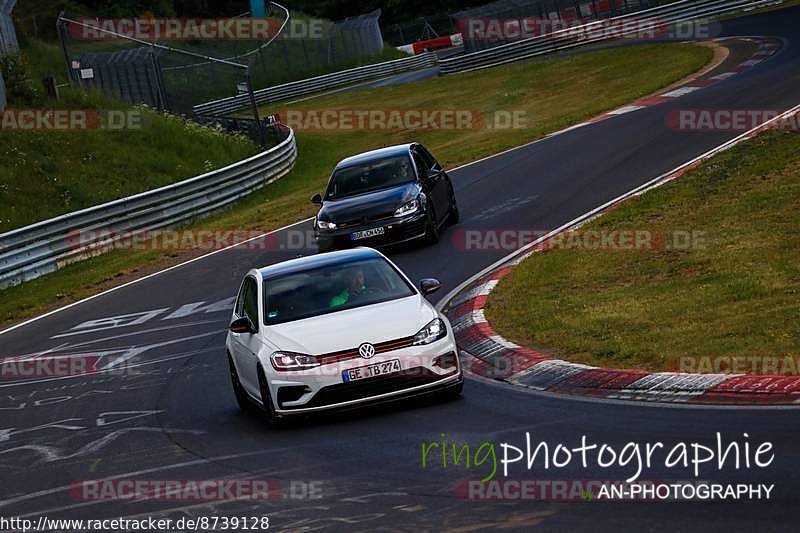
[447,186,460,225]
[228,354,254,413]
[424,207,440,245]
[257,366,283,425]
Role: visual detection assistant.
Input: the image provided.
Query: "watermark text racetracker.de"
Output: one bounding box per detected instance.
[279,108,528,131]
[667,109,800,131]
[455,17,718,41]
[452,228,708,252]
[1,109,146,132]
[668,355,800,375]
[68,17,325,40]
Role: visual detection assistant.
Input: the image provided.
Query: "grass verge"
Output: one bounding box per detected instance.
[1,41,260,232]
[485,130,800,371]
[0,42,712,329]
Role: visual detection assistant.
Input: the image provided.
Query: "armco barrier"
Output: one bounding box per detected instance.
[439,0,780,74]
[193,51,437,117]
[0,129,297,289]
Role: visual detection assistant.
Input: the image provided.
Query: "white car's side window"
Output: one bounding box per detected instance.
[234,278,247,317]
[242,277,260,329]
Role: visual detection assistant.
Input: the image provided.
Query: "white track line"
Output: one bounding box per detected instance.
[436,102,800,312]
[0,45,782,338]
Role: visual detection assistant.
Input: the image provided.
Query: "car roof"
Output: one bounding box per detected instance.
[335,144,414,168]
[256,248,384,279]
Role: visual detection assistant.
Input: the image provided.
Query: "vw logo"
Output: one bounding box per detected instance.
[358,342,376,359]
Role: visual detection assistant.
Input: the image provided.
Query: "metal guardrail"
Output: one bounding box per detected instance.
[439,0,779,74]
[0,129,298,289]
[194,51,438,116]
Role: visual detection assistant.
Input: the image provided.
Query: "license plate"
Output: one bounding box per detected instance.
[350,227,385,240]
[342,359,401,382]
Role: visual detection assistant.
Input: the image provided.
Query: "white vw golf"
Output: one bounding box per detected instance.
[225,247,462,423]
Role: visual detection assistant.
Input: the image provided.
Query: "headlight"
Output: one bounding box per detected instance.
[394,199,419,218]
[413,318,447,346]
[317,219,337,231]
[270,351,320,371]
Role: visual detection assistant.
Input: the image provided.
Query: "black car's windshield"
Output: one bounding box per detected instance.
[263,257,416,325]
[326,155,415,200]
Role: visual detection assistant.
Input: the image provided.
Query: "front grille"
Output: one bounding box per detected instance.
[297,367,444,409]
[339,212,394,229]
[316,336,415,365]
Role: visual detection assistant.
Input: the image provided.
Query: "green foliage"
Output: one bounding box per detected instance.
[0,53,41,106]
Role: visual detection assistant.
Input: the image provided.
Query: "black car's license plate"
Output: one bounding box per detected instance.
[342,359,401,382]
[350,227,385,240]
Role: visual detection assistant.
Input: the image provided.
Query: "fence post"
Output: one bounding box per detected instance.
[0,71,6,112]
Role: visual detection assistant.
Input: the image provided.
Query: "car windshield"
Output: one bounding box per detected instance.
[263,257,417,325]
[326,155,415,200]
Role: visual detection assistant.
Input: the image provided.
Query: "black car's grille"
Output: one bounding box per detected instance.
[396,219,426,240]
[295,368,444,409]
[339,212,395,229]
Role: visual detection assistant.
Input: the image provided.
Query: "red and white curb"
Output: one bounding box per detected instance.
[543,36,782,135]
[440,86,800,406]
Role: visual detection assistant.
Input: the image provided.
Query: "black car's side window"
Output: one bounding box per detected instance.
[419,147,439,170]
[412,150,430,176]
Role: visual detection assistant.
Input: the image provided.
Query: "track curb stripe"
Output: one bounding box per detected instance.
[440,49,800,404]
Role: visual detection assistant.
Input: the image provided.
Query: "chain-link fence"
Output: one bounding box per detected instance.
[57,6,390,120]
[382,14,458,46]
[0,0,18,54]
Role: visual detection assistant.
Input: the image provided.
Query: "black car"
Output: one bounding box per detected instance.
[311,143,459,252]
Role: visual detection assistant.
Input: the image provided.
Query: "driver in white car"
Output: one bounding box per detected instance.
[329,268,367,308]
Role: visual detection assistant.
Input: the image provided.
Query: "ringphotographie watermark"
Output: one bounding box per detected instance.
[419,432,774,483]
[1,109,146,132]
[667,109,800,131]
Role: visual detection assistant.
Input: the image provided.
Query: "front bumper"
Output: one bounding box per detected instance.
[267,335,460,415]
[315,211,427,250]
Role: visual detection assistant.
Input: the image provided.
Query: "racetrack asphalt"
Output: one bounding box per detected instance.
[1,8,799,532]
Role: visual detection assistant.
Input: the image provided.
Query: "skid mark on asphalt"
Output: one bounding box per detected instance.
[0,426,204,464]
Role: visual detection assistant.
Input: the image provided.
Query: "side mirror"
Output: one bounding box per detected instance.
[310,193,323,205]
[420,278,441,295]
[229,316,255,334]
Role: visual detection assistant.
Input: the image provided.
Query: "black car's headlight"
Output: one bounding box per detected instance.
[413,318,447,345]
[270,351,320,371]
[316,219,337,231]
[394,199,419,218]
